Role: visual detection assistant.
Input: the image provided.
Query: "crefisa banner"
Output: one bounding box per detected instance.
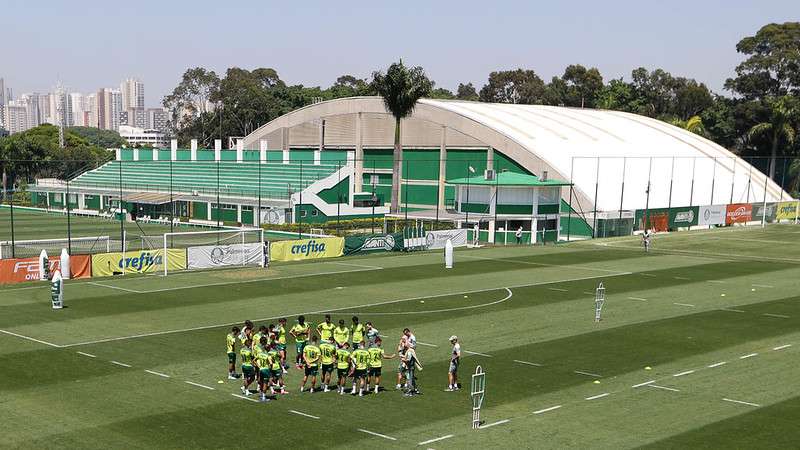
[269,237,344,262]
[725,203,752,224]
[188,243,263,269]
[92,249,186,276]
[698,205,726,226]
[425,229,468,249]
[776,201,799,221]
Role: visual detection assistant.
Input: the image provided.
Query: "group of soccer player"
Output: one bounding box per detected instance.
[226,314,423,402]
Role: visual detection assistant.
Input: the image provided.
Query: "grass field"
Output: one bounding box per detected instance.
[1,224,799,448]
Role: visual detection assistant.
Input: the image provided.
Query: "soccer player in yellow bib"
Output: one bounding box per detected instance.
[333,319,350,348]
[274,318,288,374]
[301,335,321,393]
[317,314,335,342]
[239,338,256,396]
[349,342,370,396]
[351,316,365,349]
[290,315,311,368]
[367,337,396,394]
[226,326,240,380]
[318,339,336,392]
[335,342,351,395]
[267,343,286,394]
[254,337,273,402]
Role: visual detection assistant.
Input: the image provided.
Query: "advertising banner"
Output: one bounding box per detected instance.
[698,205,726,226]
[91,249,186,276]
[425,229,468,249]
[725,203,752,224]
[0,254,90,284]
[344,233,403,255]
[668,206,699,228]
[752,202,777,223]
[635,207,697,231]
[269,237,344,262]
[187,243,262,269]
[775,201,799,221]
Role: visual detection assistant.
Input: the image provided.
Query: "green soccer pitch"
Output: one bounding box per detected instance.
[1,225,799,448]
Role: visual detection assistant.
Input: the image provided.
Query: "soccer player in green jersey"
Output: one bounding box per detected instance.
[254,337,272,402]
[335,342,351,395]
[274,318,288,373]
[318,339,336,392]
[290,315,311,368]
[226,326,240,379]
[253,325,268,350]
[240,338,256,396]
[301,336,321,393]
[333,319,350,348]
[317,314,335,343]
[367,337,396,394]
[267,343,286,394]
[350,342,370,396]
[351,316,365,349]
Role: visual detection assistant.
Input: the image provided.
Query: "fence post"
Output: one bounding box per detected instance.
[667,156,675,210]
[761,172,768,228]
[710,157,717,205]
[618,157,626,220]
[688,157,696,207]
[566,157,573,241]
[643,157,652,231]
[746,162,752,203]
[730,157,736,204]
[118,159,125,257]
[592,157,600,238]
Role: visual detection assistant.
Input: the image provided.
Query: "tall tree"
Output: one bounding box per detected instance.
[456,83,479,101]
[478,69,546,104]
[725,22,800,99]
[747,96,798,179]
[162,67,220,142]
[328,75,374,98]
[371,61,432,212]
[429,87,456,99]
[562,64,604,108]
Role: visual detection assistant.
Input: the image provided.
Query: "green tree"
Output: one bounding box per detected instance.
[725,22,800,99]
[456,83,479,101]
[429,87,455,99]
[747,96,798,179]
[669,115,706,136]
[562,64,604,108]
[328,75,374,98]
[371,60,432,212]
[479,69,546,104]
[68,126,127,148]
[162,67,221,146]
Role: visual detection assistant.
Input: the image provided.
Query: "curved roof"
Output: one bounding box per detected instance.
[244,97,789,211]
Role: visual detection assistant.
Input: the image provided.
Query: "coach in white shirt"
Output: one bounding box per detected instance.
[447,335,461,391]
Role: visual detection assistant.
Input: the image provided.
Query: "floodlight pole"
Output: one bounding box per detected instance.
[65,177,72,254]
[761,172,768,228]
[710,157,717,205]
[169,154,174,234]
[618,157,626,221]
[118,159,125,255]
[592,157,600,238]
[566,157,574,242]
[298,161,303,239]
[9,183,15,258]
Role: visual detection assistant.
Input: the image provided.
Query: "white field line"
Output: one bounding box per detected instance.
[418,434,454,445]
[184,381,214,390]
[357,428,397,441]
[145,369,170,378]
[464,350,493,358]
[87,281,143,293]
[0,329,62,348]
[627,296,648,302]
[763,313,790,319]
[773,344,792,351]
[707,280,726,284]
[327,261,384,270]
[649,385,680,392]
[533,405,562,415]
[708,361,727,368]
[673,303,695,308]
[598,241,800,264]
[514,360,543,367]
[739,353,758,359]
[632,380,656,388]
[346,288,513,316]
[722,398,760,407]
[673,277,691,281]
[582,291,594,295]
[574,370,601,378]
[673,370,695,377]
[720,308,746,313]
[76,351,96,358]
[459,254,624,274]
[752,284,774,288]
[548,287,568,292]
[231,393,259,403]
[62,271,628,347]
[585,393,609,400]
[289,409,320,419]
[640,273,657,277]
[110,360,131,368]
[480,419,510,429]
[417,341,439,348]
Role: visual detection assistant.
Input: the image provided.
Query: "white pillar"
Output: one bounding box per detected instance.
[133,148,139,161]
[354,112,363,191]
[190,139,198,161]
[207,202,212,221]
[486,147,494,171]
[281,127,289,164]
[259,139,267,163]
[170,139,177,161]
[214,139,221,161]
[438,125,447,210]
[346,150,355,167]
[115,148,121,161]
[315,119,323,165]
[78,193,86,210]
[488,220,496,244]
[236,139,243,162]
[236,204,242,223]
[314,149,321,165]
[153,147,159,161]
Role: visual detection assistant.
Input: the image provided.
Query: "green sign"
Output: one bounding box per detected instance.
[344,233,404,255]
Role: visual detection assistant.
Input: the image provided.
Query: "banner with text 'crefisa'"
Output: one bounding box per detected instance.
[269,237,344,262]
[92,249,186,276]
[775,201,799,221]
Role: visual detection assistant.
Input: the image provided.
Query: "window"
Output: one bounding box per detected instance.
[241,205,253,212]
[68,194,78,203]
[370,174,380,185]
[300,210,308,217]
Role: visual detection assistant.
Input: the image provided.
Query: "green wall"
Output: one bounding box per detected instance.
[446,149,488,180]
[84,194,100,209]
[494,150,532,175]
[401,184,438,206]
[363,149,393,170]
[197,150,215,161]
[244,150,259,161]
[318,177,350,204]
[402,149,439,180]
[321,150,350,164]
[192,201,208,220]
[289,149,315,162]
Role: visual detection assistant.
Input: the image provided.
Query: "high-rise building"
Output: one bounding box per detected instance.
[120,78,144,110]
[70,93,84,127]
[96,88,122,130]
[3,101,29,134]
[147,107,169,133]
[125,107,147,129]
[85,93,97,128]
[0,78,7,129]
[19,93,42,129]
[51,86,73,128]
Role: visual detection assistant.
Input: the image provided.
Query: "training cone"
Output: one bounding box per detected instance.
[645,366,652,370]
[218,380,224,384]
[721,294,726,297]
[593,380,601,384]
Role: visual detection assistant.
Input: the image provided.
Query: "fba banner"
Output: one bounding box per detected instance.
[776,201,799,221]
[0,255,91,284]
[91,249,186,276]
[188,243,263,270]
[269,237,344,262]
[698,205,725,226]
[725,203,752,224]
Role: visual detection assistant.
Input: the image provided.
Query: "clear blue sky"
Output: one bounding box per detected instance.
[3,0,798,106]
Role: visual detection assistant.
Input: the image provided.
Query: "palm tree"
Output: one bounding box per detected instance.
[372,61,432,213]
[670,115,706,136]
[748,96,797,180]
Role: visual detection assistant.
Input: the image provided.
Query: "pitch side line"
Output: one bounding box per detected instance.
[0,329,62,348]
[596,242,800,264]
[60,271,629,347]
[342,288,513,316]
[459,253,624,274]
[88,282,143,293]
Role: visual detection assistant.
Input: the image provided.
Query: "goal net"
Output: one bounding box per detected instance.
[158,229,266,275]
[0,235,113,259]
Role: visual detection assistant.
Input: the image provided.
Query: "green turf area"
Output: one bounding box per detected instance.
[1,224,799,448]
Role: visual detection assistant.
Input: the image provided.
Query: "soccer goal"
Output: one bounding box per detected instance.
[160,229,266,276]
[0,235,113,259]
